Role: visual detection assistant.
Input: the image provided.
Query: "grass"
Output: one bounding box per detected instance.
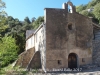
[0,64,40,75]
[0,64,28,75]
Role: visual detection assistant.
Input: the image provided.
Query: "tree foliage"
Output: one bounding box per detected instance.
[0,0,44,68]
[86,0,96,8]
[76,4,87,12]
[76,0,100,24]
[93,3,100,23]
[0,36,18,67]
[80,10,94,17]
[0,0,7,34]
[32,16,44,29]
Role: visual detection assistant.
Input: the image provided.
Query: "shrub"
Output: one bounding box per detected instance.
[0,36,18,67]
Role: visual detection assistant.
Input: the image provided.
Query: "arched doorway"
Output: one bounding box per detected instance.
[68,53,78,69]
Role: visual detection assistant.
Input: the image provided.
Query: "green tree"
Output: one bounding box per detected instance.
[32,16,44,29]
[80,10,94,17]
[0,36,18,67]
[76,4,87,12]
[5,16,25,54]
[0,0,8,34]
[80,10,89,16]
[21,17,33,33]
[87,0,96,8]
[6,16,21,37]
[93,3,100,23]
[31,17,36,22]
[76,0,100,24]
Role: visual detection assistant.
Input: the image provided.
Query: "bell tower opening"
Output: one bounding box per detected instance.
[68,4,73,13]
[62,1,76,13]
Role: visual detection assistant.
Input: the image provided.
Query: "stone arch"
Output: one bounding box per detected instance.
[68,53,78,69]
[67,2,73,13]
[67,1,73,6]
[66,1,76,13]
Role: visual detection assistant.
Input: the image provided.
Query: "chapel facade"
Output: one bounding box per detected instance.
[15,1,100,72]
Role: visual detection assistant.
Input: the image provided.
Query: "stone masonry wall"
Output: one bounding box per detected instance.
[15,52,25,67]
[45,5,93,69]
[27,51,41,69]
[21,47,35,68]
[93,40,100,66]
[93,29,100,66]
[15,47,35,68]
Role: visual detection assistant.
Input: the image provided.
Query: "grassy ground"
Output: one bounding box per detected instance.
[1,66,100,75]
[0,64,38,75]
[1,63,100,75]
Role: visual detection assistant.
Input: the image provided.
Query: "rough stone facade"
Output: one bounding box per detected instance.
[15,1,100,72]
[45,1,93,70]
[93,24,100,66]
[15,47,35,68]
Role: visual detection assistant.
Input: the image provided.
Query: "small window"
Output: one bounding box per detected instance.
[68,24,72,30]
[58,60,61,65]
[82,58,85,62]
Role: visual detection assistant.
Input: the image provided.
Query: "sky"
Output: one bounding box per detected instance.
[3,0,91,21]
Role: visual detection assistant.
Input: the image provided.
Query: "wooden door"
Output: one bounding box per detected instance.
[68,53,77,70]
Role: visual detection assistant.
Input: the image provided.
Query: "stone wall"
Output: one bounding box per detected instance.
[93,33,100,66]
[27,51,41,69]
[92,28,100,66]
[15,47,35,68]
[93,29,100,40]
[21,47,35,68]
[45,2,93,69]
[93,40,100,66]
[15,52,25,67]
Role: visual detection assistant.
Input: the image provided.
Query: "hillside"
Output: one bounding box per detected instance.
[76,0,100,24]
